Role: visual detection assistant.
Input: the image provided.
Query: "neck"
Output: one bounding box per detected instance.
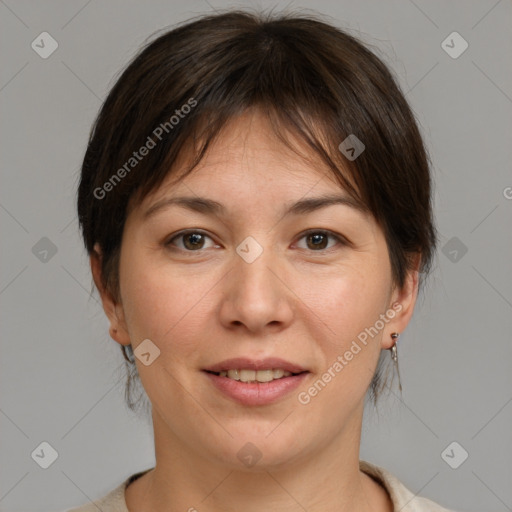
[125,405,392,512]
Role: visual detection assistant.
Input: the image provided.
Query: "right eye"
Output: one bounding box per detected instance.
[165,230,218,252]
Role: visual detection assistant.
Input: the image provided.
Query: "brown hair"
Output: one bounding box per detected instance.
[77,8,437,414]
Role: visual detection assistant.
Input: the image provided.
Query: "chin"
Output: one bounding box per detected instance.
[204,429,312,472]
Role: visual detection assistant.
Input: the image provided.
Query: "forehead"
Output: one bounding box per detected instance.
[140,108,351,209]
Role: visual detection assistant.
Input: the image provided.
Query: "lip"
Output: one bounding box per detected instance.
[203,357,308,374]
[203,370,309,406]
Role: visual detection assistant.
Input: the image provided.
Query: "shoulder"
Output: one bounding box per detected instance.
[65,483,126,512]
[64,463,457,512]
[360,460,458,512]
[65,468,153,512]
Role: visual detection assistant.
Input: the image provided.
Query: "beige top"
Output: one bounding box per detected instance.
[66,460,457,512]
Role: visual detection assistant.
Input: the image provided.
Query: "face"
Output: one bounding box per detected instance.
[93,108,418,471]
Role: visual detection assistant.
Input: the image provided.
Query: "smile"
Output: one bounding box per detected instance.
[207,368,302,383]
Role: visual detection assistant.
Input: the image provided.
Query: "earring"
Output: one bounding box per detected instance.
[389,332,402,392]
[390,332,399,362]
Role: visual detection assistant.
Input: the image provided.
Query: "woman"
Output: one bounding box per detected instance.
[69,9,455,512]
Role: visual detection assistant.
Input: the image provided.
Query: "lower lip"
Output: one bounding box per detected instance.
[203,371,309,406]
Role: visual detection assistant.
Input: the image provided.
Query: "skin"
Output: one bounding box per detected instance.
[91,108,419,512]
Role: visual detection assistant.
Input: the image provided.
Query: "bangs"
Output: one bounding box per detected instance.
[127,102,365,216]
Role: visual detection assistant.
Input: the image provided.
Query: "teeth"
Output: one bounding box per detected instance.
[217,369,294,382]
[227,369,240,380]
[254,370,274,383]
[273,369,285,379]
[240,369,256,382]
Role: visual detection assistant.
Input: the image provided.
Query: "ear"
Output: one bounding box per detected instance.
[381,254,421,350]
[90,243,131,346]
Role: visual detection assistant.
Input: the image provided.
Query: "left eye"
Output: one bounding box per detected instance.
[165,229,344,252]
[295,230,344,251]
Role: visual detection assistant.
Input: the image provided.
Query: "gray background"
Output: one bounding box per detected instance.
[1,0,511,511]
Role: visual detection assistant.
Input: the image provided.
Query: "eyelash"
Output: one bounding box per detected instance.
[165,229,348,254]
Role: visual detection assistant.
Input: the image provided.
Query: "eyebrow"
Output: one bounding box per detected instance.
[143,193,369,220]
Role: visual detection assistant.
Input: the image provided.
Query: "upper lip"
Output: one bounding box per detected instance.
[203,357,308,374]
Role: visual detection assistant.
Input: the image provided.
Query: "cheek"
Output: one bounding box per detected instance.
[306,262,390,387]
[119,252,217,354]
[339,275,389,335]
[302,258,391,343]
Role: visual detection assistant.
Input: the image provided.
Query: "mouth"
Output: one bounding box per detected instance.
[202,357,310,405]
[202,356,309,381]
[204,368,307,383]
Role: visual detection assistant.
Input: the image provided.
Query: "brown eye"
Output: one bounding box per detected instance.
[306,232,328,250]
[296,230,345,252]
[166,230,216,251]
[183,232,206,250]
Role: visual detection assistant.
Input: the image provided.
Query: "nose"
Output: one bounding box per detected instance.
[218,241,294,335]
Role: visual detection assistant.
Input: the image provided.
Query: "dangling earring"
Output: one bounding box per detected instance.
[390,332,402,392]
[390,332,399,362]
